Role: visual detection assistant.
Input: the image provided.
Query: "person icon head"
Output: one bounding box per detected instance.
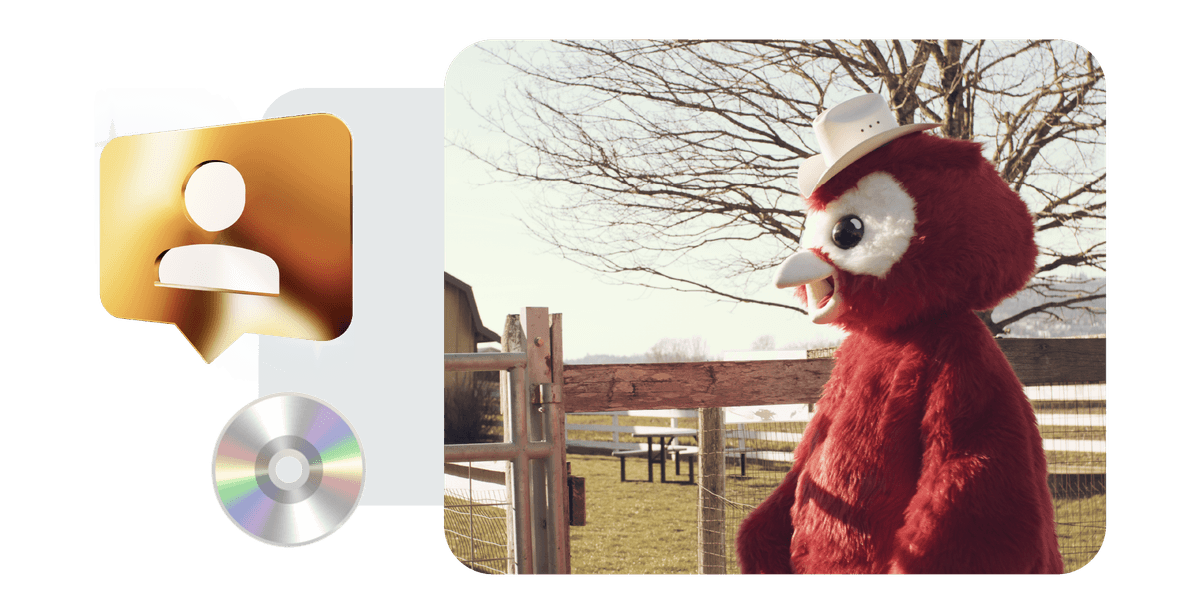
[184,161,246,232]
[156,161,280,295]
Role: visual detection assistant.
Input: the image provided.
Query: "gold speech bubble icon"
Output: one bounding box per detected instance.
[100,114,352,362]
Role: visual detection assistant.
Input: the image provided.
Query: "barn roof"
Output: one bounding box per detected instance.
[444,272,501,344]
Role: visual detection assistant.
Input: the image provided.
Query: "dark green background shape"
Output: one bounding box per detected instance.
[260,87,444,508]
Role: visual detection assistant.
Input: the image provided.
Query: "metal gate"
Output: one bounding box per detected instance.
[444,308,569,573]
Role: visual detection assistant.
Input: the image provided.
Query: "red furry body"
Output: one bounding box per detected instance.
[737,133,1063,574]
[737,312,1062,573]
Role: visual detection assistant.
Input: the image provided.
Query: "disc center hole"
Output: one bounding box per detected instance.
[275,456,304,484]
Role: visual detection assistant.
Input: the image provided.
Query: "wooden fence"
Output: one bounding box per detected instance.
[447,324,1104,574]
[560,337,1105,573]
[564,338,1105,461]
[563,338,1104,413]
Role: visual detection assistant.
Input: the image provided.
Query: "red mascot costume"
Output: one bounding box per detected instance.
[736,94,1063,574]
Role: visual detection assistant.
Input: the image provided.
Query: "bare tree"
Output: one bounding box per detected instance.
[453,40,1105,335]
[646,336,710,362]
[750,335,776,351]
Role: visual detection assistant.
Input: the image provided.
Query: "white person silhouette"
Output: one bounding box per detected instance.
[156,161,280,295]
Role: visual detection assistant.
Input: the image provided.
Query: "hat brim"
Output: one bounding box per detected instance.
[797,123,940,198]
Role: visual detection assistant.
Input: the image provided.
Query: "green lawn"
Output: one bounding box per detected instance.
[444,493,509,574]
[569,451,1103,574]
[448,410,1105,574]
[568,454,699,574]
[1055,493,1106,573]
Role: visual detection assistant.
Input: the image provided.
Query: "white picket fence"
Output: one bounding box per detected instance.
[566,383,1106,461]
[567,409,698,451]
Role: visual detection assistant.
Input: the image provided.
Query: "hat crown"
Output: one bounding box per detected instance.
[796,93,938,198]
[814,94,901,163]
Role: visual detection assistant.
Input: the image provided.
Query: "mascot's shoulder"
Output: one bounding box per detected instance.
[827,313,1021,409]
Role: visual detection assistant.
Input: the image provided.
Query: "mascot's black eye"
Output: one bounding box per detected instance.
[831,215,865,249]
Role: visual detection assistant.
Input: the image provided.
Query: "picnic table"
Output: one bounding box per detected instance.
[612,426,698,484]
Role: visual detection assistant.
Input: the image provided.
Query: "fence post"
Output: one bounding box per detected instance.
[519,311,551,574]
[522,307,570,574]
[500,315,528,573]
[549,312,570,573]
[698,405,727,574]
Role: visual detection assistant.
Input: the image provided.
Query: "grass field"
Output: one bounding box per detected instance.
[446,451,1104,574]
[449,403,1105,574]
[568,454,699,574]
[1055,493,1106,572]
[444,492,509,574]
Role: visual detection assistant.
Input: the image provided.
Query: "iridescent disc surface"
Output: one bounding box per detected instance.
[213,393,364,546]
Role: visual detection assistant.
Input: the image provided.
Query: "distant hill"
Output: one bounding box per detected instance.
[993,276,1106,338]
[563,278,1104,364]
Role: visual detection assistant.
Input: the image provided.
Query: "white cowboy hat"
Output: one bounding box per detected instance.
[796,93,940,198]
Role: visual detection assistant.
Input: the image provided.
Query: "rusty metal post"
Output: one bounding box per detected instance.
[518,310,549,574]
[522,307,569,573]
[549,312,570,572]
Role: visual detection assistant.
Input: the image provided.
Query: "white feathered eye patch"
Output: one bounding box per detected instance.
[801,171,917,279]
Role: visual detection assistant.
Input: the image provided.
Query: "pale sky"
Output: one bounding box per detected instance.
[444,43,847,360]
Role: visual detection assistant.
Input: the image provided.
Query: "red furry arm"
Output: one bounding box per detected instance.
[736,461,799,574]
[886,354,1061,574]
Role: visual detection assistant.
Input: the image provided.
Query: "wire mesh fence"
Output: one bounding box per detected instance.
[719,381,1106,574]
[1034,382,1106,572]
[444,372,512,573]
[721,420,807,574]
[444,472,513,574]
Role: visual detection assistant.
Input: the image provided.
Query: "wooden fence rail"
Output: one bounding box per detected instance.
[562,338,1104,414]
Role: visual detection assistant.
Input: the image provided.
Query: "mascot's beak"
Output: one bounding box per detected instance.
[775,249,844,324]
[774,249,835,289]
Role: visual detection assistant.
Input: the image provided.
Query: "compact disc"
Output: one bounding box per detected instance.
[213,393,364,546]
